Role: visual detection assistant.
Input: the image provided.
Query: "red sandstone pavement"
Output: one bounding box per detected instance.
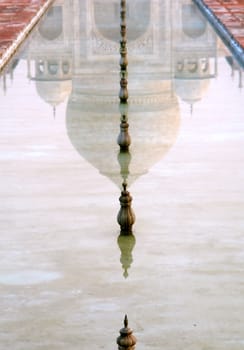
[0,0,243,71]
[200,0,244,49]
[0,0,53,71]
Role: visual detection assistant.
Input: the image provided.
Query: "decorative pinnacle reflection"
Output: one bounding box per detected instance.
[117,315,137,350]
[117,107,131,151]
[117,233,136,278]
[117,182,135,236]
[117,0,135,237]
[124,315,128,328]
[119,0,128,102]
[117,148,131,183]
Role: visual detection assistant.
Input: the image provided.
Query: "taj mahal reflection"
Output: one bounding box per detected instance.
[0,2,243,346]
[25,0,219,181]
[24,0,220,276]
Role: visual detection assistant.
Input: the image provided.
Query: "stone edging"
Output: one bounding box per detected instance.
[0,0,54,72]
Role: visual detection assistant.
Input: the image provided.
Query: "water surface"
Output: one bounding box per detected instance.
[0,1,244,349]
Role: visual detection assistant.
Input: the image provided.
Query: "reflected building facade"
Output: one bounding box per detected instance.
[25,0,219,181]
[173,1,217,109]
[26,0,73,115]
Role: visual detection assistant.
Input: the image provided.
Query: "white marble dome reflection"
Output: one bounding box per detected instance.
[174,58,211,104]
[174,78,210,105]
[36,80,72,108]
[66,94,180,188]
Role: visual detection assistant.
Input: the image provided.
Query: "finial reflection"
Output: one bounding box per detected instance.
[117,103,131,151]
[117,149,131,183]
[117,315,137,350]
[117,0,135,240]
[117,233,136,278]
[118,1,130,150]
[117,136,135,275]
[119,0,128,103]
[117,182,135,236]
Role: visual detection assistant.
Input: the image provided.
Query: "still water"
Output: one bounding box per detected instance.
[0,1,244,349]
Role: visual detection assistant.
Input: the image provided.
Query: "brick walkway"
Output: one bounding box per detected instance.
[202,0,244,48]
[208,0,244,48]
[0,0,53,71]
[194,0,244,66]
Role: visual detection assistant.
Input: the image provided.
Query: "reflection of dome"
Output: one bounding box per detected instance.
[39,6,63,40]
[174,79,210,104]
[93,0,150,42]
[36,80,72,107]
[182,4,207,39]
[66,94,180,187]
